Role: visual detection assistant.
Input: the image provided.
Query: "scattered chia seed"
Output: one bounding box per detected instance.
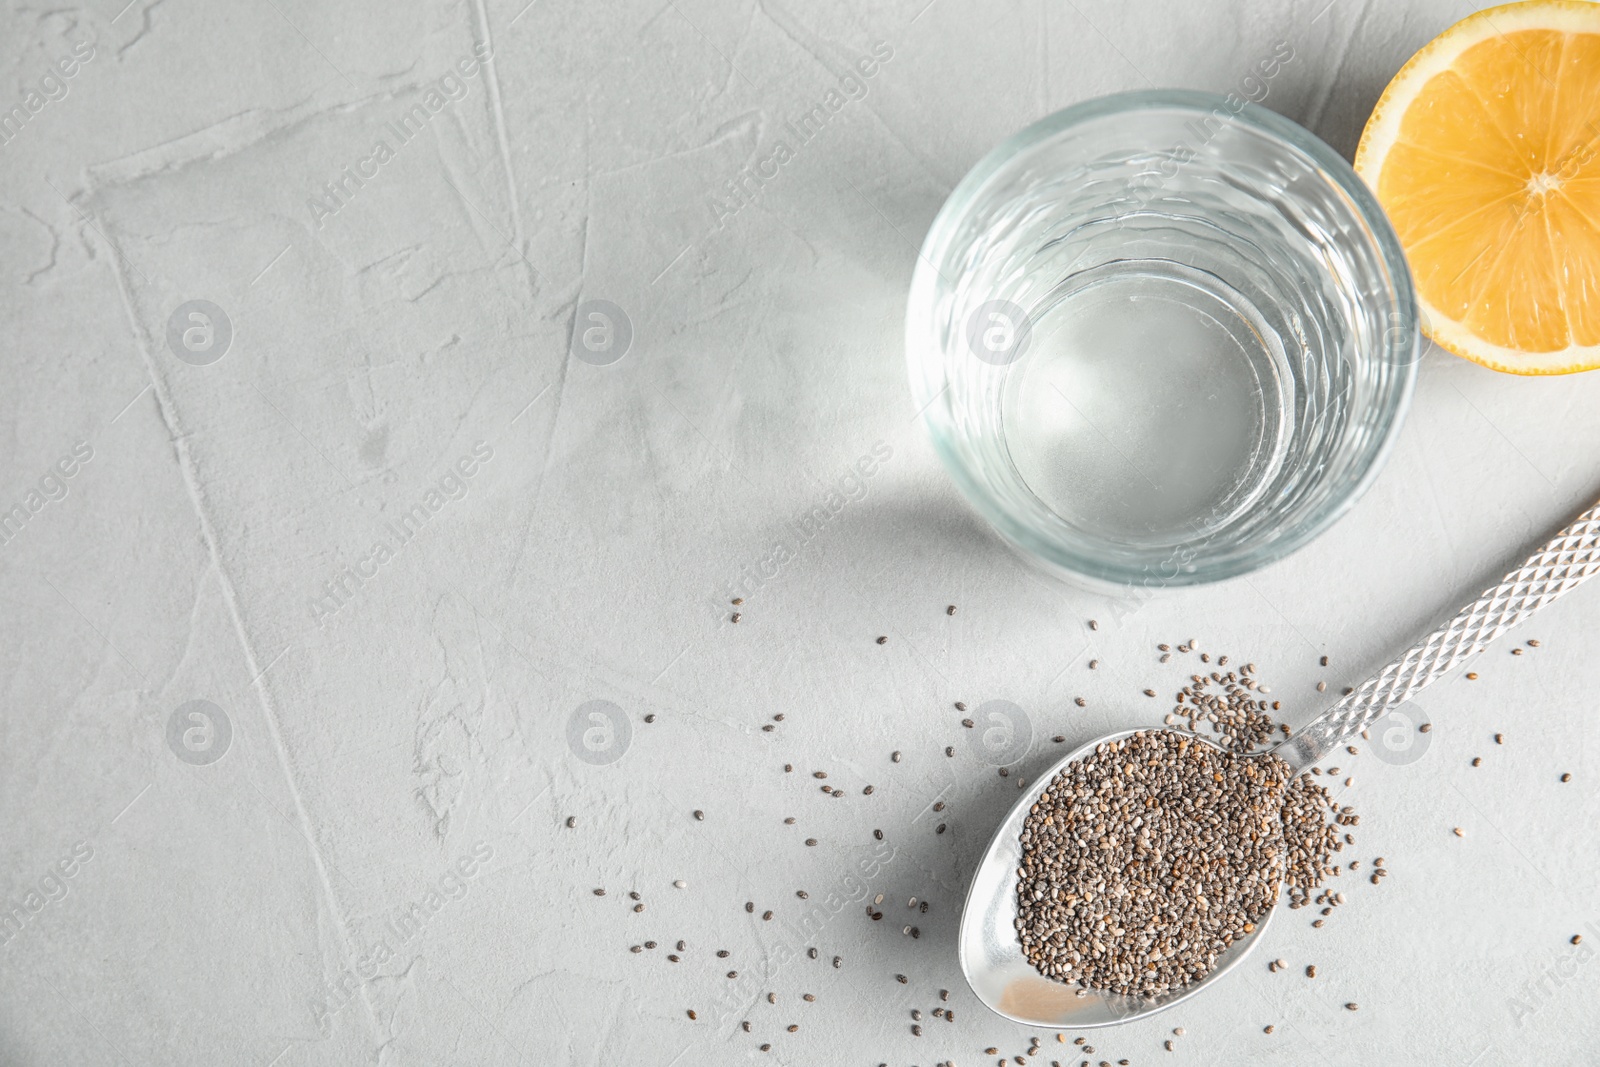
[565,816,577,828]
[693,810,705,821]
[948,605,958,615]
[876,635,888,645]
[592,888,605,896]
[1169,662,1278,751]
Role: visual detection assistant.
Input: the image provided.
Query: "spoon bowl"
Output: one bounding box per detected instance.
[957,728,1276,1028]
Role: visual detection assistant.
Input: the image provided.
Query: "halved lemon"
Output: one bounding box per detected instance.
[1355,0,1600,374]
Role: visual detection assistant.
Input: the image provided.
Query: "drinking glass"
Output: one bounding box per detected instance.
[906,90,1417,590]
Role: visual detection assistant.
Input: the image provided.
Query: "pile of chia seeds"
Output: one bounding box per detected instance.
[1015,726,1346,998]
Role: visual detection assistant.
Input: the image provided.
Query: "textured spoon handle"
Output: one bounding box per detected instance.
[1278,498,1600,772]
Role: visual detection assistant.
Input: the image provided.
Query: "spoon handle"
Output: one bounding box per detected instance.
[1277,497,1600,772]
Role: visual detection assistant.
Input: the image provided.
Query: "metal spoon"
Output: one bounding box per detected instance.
[959,497,1600,1027]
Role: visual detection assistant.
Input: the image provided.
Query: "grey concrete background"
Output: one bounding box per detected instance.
[2,0,1598,1063]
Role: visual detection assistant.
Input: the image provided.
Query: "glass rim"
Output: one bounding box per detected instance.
[906,88,1419,589]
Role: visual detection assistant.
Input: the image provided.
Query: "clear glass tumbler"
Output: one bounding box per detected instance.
[907,90,1417,590]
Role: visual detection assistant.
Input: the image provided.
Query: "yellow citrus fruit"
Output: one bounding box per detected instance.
[1355,0,1600,374]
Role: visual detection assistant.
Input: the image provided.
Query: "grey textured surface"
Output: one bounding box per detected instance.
[1287,498,1600,772]
[2,0,1598,1064]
